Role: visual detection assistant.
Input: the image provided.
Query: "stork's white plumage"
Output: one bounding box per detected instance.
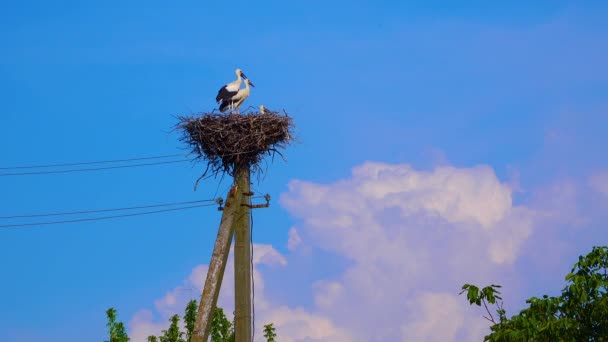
[259,105,266,114]
[216,68,248,104]
[219,78,255,114]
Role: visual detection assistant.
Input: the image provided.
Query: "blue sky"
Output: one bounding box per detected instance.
[1,1,607,341]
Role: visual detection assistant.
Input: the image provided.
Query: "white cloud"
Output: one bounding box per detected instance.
[487,207,535,264]
[287,227,302,251]
[279,161,537,340]
[312,281,343,311]
[401,292,465,341]
[350,163,512,229]
[262,306,353,342]
[530,179,587,227]
[129,310,168,342]
[282,162,529,267]
[253,244,287,267]
[589,170,608,197]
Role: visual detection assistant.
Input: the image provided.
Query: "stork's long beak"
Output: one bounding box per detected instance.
[241,72,248,80]
[248,81,255,87]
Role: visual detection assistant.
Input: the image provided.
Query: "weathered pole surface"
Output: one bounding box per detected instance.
[192,183,244,342]
[234,167,252,342]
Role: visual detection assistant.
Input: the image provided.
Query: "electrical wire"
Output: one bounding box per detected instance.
[0,160,188,177]
[0,150,271,177]
[0,203,217,228]
[0,153,189,170]
[0,199,218,219]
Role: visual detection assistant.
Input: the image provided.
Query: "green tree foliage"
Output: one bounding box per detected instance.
[210,307,235,342]
[184,300,197,342]
[105,308,130,342]
[159,314,185,342]
[461,246,608,341]
[263,323,277,342]
[107,301,276,342]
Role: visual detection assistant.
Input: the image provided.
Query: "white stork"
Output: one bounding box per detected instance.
[219,78,255,114]
[216,68,248,104]
[259,105,277,114]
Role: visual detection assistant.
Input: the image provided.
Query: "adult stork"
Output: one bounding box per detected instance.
[216,68,248,104]
[219,78,255,114]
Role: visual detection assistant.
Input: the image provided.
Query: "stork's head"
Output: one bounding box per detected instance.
[244,78,255,87]
[236,68,248,80]
[259,105,266,113]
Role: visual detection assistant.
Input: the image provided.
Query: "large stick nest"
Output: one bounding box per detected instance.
[178,108,295,180]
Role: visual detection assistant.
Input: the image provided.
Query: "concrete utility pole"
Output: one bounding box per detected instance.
[179,108,291,342]
[234,167,252,342]
[193,184,243,342]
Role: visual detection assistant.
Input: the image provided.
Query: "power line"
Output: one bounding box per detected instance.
[0,203,217,228]
[0,160,188,177]
[0,150,273,177]
[0,153,189,170]
[0,199,218,220]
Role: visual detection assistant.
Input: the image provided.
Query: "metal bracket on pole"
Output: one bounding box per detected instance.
[241,193,271,209]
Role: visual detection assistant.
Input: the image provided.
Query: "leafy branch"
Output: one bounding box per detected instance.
[460,246,608,341]
[459,284,504,324]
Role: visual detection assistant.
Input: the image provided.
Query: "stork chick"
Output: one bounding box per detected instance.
[219,78,255,114]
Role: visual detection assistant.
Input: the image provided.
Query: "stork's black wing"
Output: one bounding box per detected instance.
[216,86,238,103]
